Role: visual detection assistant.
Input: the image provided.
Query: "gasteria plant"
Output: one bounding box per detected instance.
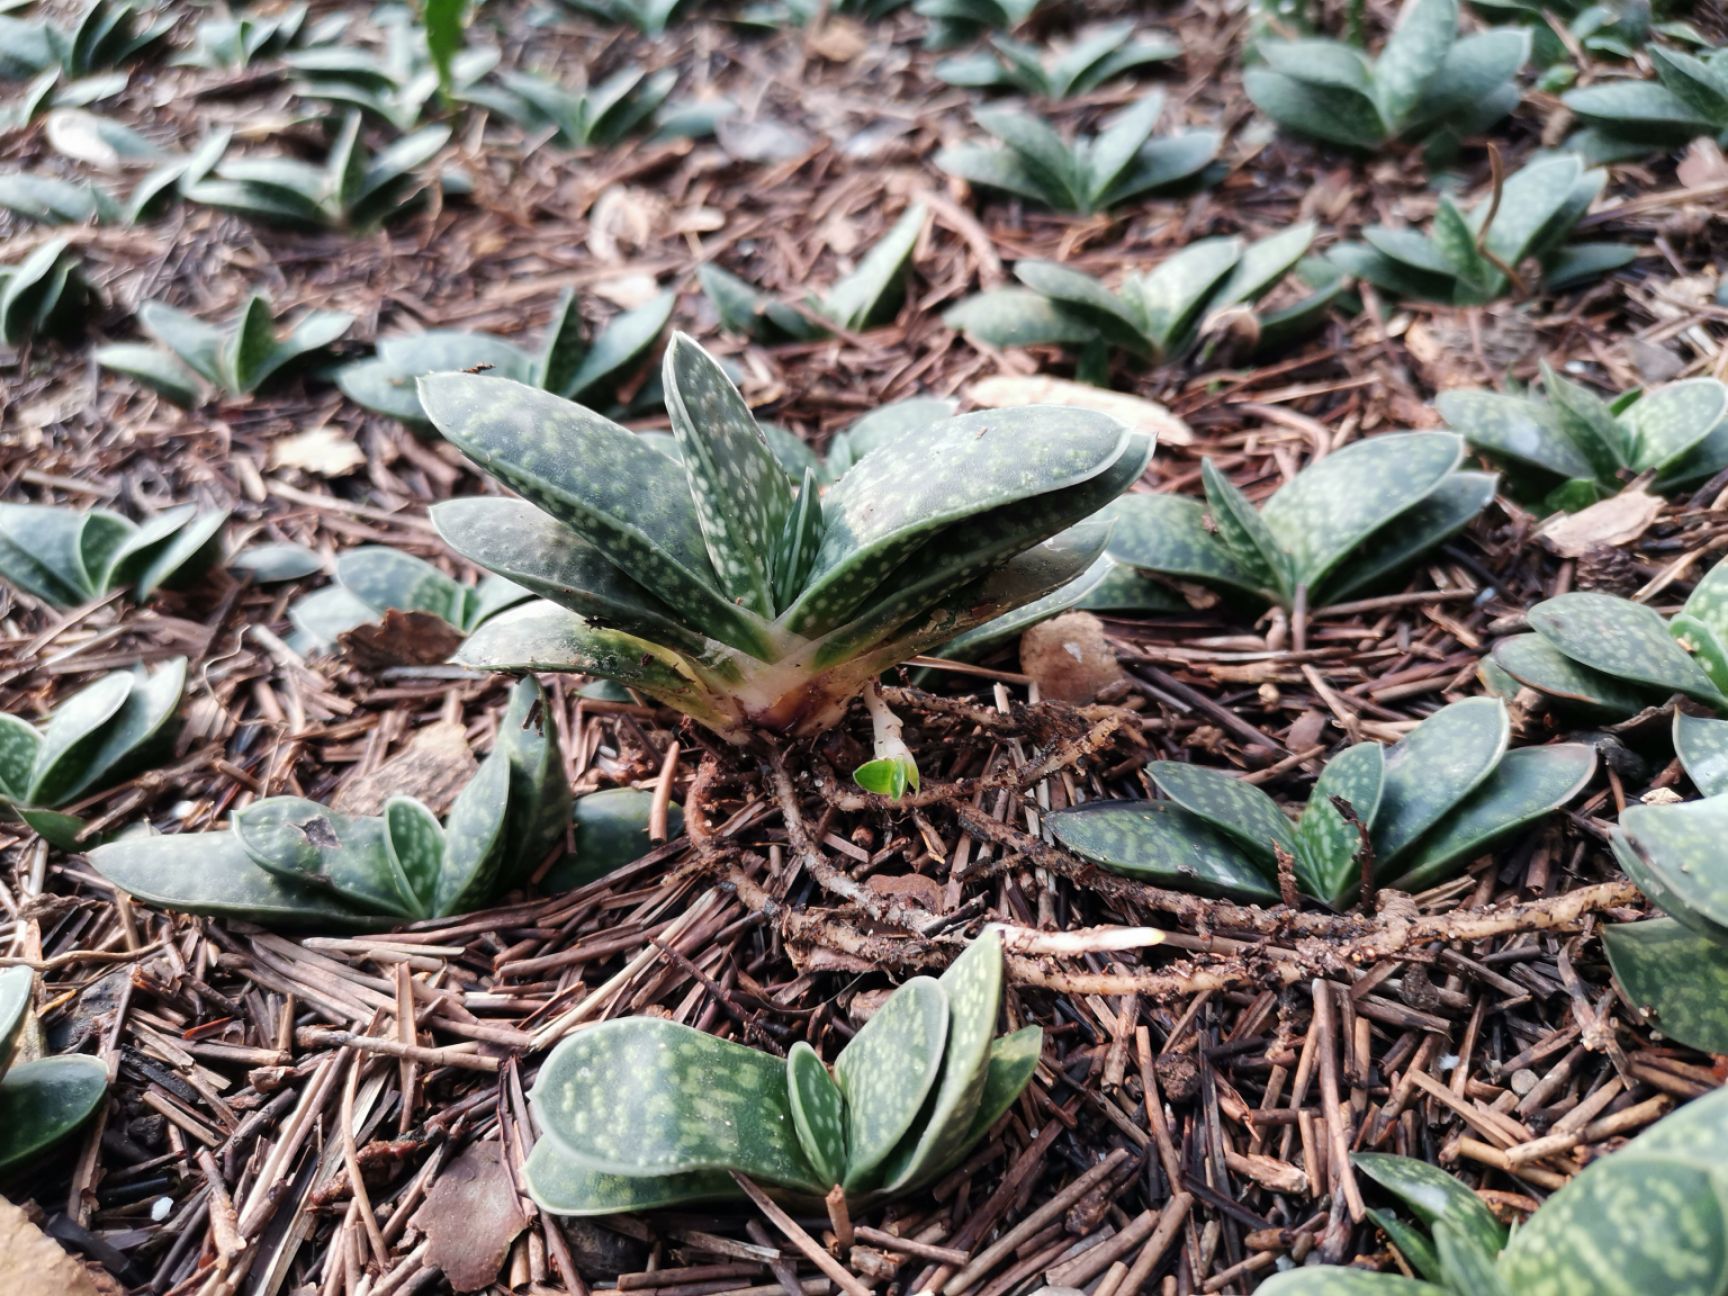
[96,293,354,407]
[285,10,497,131]
[934,23,1181,100]
[0,660,188,850]
[944,225,1346,380]
[1486,559,1728,720]
[1245,0,1528,153]
[1438,365,1728,510]
[554,0,694,36]
[91,678,569,927]
[465,67,677,149]
[1328,155,1637,306]
[288,547,530,652]
[0,237,91,347]
[0,503,228,609]
[699,204,926,343]
[425,332,1152,794]
[935,94,1219,215]
[172,4,333,70]
[0,0,171,80]
[1563,43,1728,162]
[0,132,228,227]
[915,0,1042,51]
[1098,435,1496,614]
[340,288,675,424]
[525,930,1041,1214]
[0,967,108,1172]
[1047,699,1593,907]
[1260,1084,1728,1295]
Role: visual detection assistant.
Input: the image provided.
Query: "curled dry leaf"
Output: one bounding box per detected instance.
[329,720,476,817]
[338,608,466,670]
[964,375,1192,446]
[1536,489,1664,559]
[268,426,367,478]
[409,1142,526,1293]
[0,1197,111,1296]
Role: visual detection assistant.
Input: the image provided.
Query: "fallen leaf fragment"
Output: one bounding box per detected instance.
[268,426,366,478]
[0,1196,109,1296]
[409,1143,526,1294]
[331,719,475,817]
[965,375,1192,445]
[1536,489,1663,559]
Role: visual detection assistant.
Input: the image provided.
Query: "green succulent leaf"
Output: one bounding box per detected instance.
[1047,800,1280,901]
[1529,593,1726,706]
[1681,559,1728,650]
[522,1138,737,1216]
[1373,0,1459,130]
[434,749,509,917]
[0,1055,108,1172]
[1617,796,1728,938]
[548,787,681,892]
[1200,459,1283,591]
[1321,470,1496,605]
[1294,740,1385,905]
[1623,379,1728,474]
[854,756,918,799]
[834,976,948,1191]
[1490,633,1651,717]
[1353,1151,1507,1256]
[1604,917,1728,1055]
[25,670,134,808]
[1100,493,1263,596]
[0,715,41,803]
[54,658,186,806]
[786,1042,847,1187]
[235,798,420,918]
[94,343,205,407]
[336,547,466,625]
[1257,1270,1444,1293]
[1244,67,1387,150]
[493,676,571,886]
[821,203,926,331]
[959,1024,1041,1150]
[1675,712,1728,798]
[1148,761,1294,862]
[1371,697,1509,872]
[384,797,443,916]
[1436,388,1599,484]
[0,966,31,1073]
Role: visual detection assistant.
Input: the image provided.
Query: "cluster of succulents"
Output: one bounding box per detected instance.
[0,131,227,227]
[0,504,227,609]
[288,548,530,653]
[915,0,1042,50]
[0,237,92,347]
[172,3,334,71]
[0,0,171,80]
[465,66,685,149]
[285,7,496,130]
[1563,41,1728,162]
[934,22,1181,100]
[526,931,1040,1213]
[0,967,109,1173]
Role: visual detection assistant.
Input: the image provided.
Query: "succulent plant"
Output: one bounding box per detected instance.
[1099,434,1496,615]
[1438,365,1728,510]
[525,930,1041,1214]
[425,332,1152,796]
[759,396,960,488]
[0,67,126,131]
[0,659,188,850]
[285,9,497,131]
[699,204,926,343]
[0,131,229,227]
[0,237,92,347]
[463,66,677,149]
[1473,0,1673,76]
[1048,698,1592,907]
[554,0,694,36]
[1260,1084,1728,1294]
[185,111,450,231]
[0,0,171,80]
[915,0,1043,51]
[1485,559,1728,720]
[0,503,228,610]
[96,293,354,407]
[341,290,673,427]
[935,94,1219,215]
[0,967,108,1172]
[172,4,335,70]
[934,23,1181,100]
[1327,155,1637,305]
[1245,0,1528,153]
[288,547,530,653]
[91,678,576,927]
[944,224,1346,380]
[1563,43,1728,163]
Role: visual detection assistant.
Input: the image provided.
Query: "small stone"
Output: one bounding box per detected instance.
[1510,1068,1540,1096]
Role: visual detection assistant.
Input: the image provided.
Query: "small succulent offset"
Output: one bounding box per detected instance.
[915,0,1042,52]
[554,0,694,37]
[0,503,228,610]
[0,0,171,80]
[1049,699,1592,907]
[1439,366,1728,511]
[96,294,354,407]
[0,660,188,850]
[525,931,1042,1214]
[1245,0,1528,153]
[935,95,1219,216]
[1328,155,1636,306]
[1100,434,1496,614]
[288,547,530,653]
[699,204,926,343]
[0,131,228,228]
[340,288,675,424]
[172,4,334,71]
[934,23,1181,100]
[1260,1085,1728,1295]
[285,10,497,132]
[944,225,1346,381]
[1486,559,1728,720]
[0,237,91,347]
[465,67,676,149]
[0,967,108,1172]
[1563,43,1728,163]
[92,678,569,928]
[425,333,1152,795]
[186,111,450,231]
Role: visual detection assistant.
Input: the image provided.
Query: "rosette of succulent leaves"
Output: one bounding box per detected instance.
[463,65,697,149]
[0,0,171,81]
[935,94,1219,215]
[934,22,1181,100]
[699,204,926,343]
[1245,0,1529,156]
[90,678,571,927]
[1438,364,1728,511]
[0,660,188,850]
[1098,434,1495,616]
[173,3,340,71]
[422,333,1152,797]
[284,6,497,132]
[1260,1084,1728,1295]
[1048,698,1593,908]
[0,129,228,227]
[524,930,1042,1215]
[288,548,529,654]
[0,967,108,1173]
[0,237,91,346]
[552,0,694,37]
[0,502,228,608]
[916,0,1043,52]
[1563,40,1728,163]
[1473,0,1691,77]
[1327,154,1637,305]
[944,224,1347,383]
[339,286,675,424]
[1484,558,1728,721]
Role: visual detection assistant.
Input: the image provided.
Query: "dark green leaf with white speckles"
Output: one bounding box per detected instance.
[1371,698,1508,872]
[771,467,825,616]
[786,1042,847,1187]
[663,333,793,619]
[1047,800,1280,901]
[1013,261,1153,355]
[1100,494,1263,596]
[55,658,185,806]
[1604,918,1728,1055]
[1491,634,1651,717]
[970,106,1081,208]
[1436,388,1598,483]
[1675,712,1728,798]
[835,977,947,1191]
[1617,1081,1728,1169]
[0,504,89,606]
[139,300,226,387]
[90,832,379,927]
[340,332,533,422]
[821,202,925,331]
[1477,155,1591,269]
[1372,0,1457,129]
[336,547,465,625]
[0,965,30,1075]
[1295,741,1384,905]
[1368,1209,1442,1283]
[1258,433,1464,593]
[1673,614,1728,697]
[562,291,674,401]
[523,1136,741,1216]
[1430,196,1497,299]
[1200,459,1283,593]
[1618,797,1728,937]
[1256,1270,1444,1294]
[825,398,958,479]
[1542,364,1632,480]
[1320,470,1496,606]
[531,1017,822,1190]
[548,787,681,892]
[235,798,419,918]
[1076,560,1187,614]
[1388,742,1594,892]
[1434,1221,1510,1295]
[128,507,226,600]
[26,669,132,807]
[942,287,1104,350]
[532,287,589,398]
[0,1055,107,1172]
[929,552,1115,666]
[1130,238,1242,353]
[1148,762,1294,863]
[434,752,510,917]
[1681,558,1728,651]
[1623,379,1728,474]
[0,714,41,803]
[1243,68,1389,152]
[494,676,570,885]
[922,1024,1042,1183]
[385,798,442,917]
[1530,593,1726,706]
[1353,1152,1507,1257]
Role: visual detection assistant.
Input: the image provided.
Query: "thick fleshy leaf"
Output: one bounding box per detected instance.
[336,548,464,625]
[820,202,925,331]
[1047,800,1280,901]
[531,1017,822,1190]
[1617,796,1728,936]
[235,798,419,918]
[547,786,682,891]
[1490,634,1651,716]
[1410,27,1527,127]
[1436,388,1598,483]
[786,1042,847,1188]
[834,977,947,1191]
[1353,1151,1507,1255]
[1562,79,1715,137]
[1012,261,1149,354]
[942,287,1103,349]
[56,658,185,804]
[1477,155,1590,268]
[1243,67,1387,150]
[523,1138,738,1216]
[1321,470,1496,605]
[957,1025,1041,1154]
[1132,238,1243,353]
[1680,558,1728,650]
[0,714,43,803]
[435,752,510,916]
[1529,593,1726,706]
[0,1055,107,1172]
[129,507,225,599]
[26,670,133,807]
[0,965,30,1073]
[493,676,570,886]
[1675,712,1728,798]
[930,551,1116,663]
[1294,741,1385,905]
[1212,223,1318,313]
[1257,1272,1443,1293]
[340,332,532,422]
[1623,379,1728,474]
[935,142,1068,207]
[563,291,673,400]
[94,343,205,407]
[971,106,1079,207]
[385,798,443,917]
[0,505,90,606]
[1604,918,1728,1055]
[771,467,824,615]
[1148,762,1294,862]
[139,300,226,386]
[1200,459,1283,592]
[1373,0,1458,130]
[1100,493,1263,595]
[1431,196,1499,298]
[1544,365,1631,479]
[1083,95,1176,208]
[1673,613,1728,697]
[825,398,958,478]
[1371,698,1509,872]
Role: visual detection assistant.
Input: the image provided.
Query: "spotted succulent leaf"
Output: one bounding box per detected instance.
[0,715,39,803]
[1374,0,1460,128]
[1355,1151,1507,1259]
[236,798,421,918]
[1148,762,1294,862]
[1528,593,1726,706]
[548,787,683,892]
[1675,712,1728,798]
[1321,470,1497,604]
[1604,918,1728,1055]
[835,977,948,1191]
[1616,796,1728,939]
[0,1054,108,1172]
[1099,494,1264,596]
[1255,1269,1443,1293]
[24,670,134,808]
[786,1042,848,1187]
[819,203,926,332]
[0,966,29,1071]
[433,751,509,916]
[1047,800,1280,901]
[1200,459,1283,592]
[384,797,443,914]
[1294,740,1385,905]
[335,548,467,627]
[522,1138,738,1216]
[493,676,571,886]
[1372,697,1509,872]
[1490,634,1651,716]
[1436,388,1597,483]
